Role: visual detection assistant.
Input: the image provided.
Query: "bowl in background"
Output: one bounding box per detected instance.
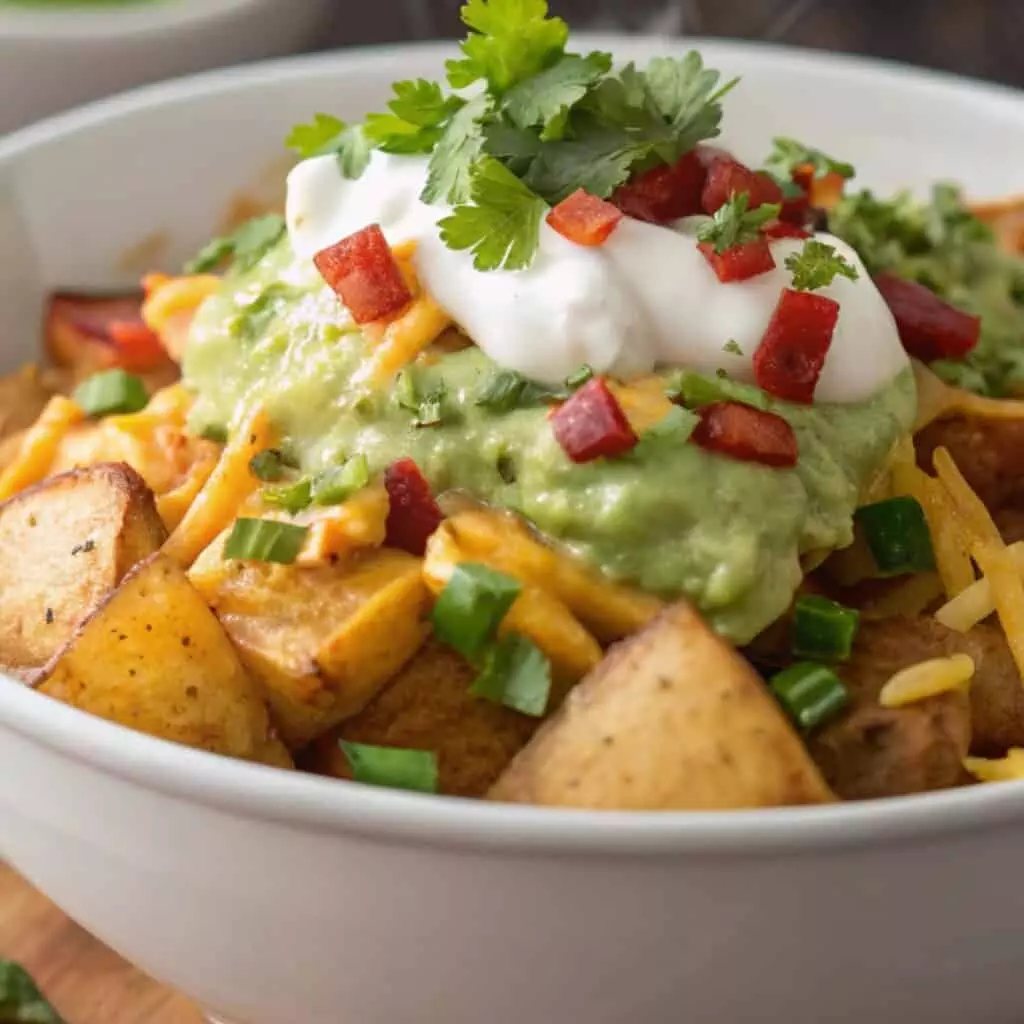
[3,40,1024,1024]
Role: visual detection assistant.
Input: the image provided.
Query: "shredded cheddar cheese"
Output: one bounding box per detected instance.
[878,654,975,708]
[964,748,1024,783]
[294,484,389,565]
[913,360,1024,430]
[141,274,221,362]
[936,541,1024,632]
[0,396,84,502]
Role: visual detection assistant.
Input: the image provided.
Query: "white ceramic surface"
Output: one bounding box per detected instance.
[0,0,335,135]
[2,40,1024,1024]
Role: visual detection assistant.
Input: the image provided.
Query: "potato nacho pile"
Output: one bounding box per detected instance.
[8,0,1024,811]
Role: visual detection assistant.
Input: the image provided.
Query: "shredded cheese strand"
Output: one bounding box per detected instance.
[878,654,974,708]
[964,748,1024,783]
[936,541,1024,632]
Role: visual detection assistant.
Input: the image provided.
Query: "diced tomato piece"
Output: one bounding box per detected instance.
[754,288,839,404]
[762,220,811,240]
[873,272,981,362]
[547,189,623,246]
[611,149,706,224]
[384,457,444,556]
[701,157,784,214]
[779,186,811,227]
[694,143,733,169]
[107,319,168,371]
[698,239,776,283]
[550,377,638,463]
[314,224,412,325]
[692,401,799,468]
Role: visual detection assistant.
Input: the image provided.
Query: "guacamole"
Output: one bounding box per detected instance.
[184,239,915,643]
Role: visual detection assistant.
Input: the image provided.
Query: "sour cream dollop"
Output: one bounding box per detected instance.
[286,150,908,403]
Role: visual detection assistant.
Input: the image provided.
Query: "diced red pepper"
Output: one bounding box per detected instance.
[107,319,168,371]
[873,272,981,362]
[701,157,784,215]
[610,149,706,224]
[754,288,839,404]
[314,224,412,325]
[762,220,811,240]
[384,457,443,556]
[547,189,623,246]
[698,239,776,283]
[779,186,812,227]
[549,377,638,463]
[694,143,733,169]
[692,401,799,468]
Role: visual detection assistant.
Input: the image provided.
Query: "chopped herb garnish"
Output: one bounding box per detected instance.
[44,607,54,625]
[414,381,453,428]
[770,662,849,733]
[476,368,531,412]
[199,423,228,444]
[223,518,308,564]
[364,79,465,155]
[0,960,65,1023]
[722,339,743,355]
[184,213,286,274]
[854,496,936,575]
[340,741,439,794]
[73,369,148,417]
[792,594,860,662]
[422,92,492,206]
[666,369,770,411]
[564,364,594,391]
[249,448,290,482]
[262,478,313,514]
[630,405,698,457]
[696,191,781,254]
[285,114,371,178]
[432,562,521,660]
[785,239,859,291]
[310,454,370,506]
[764,137,855,182]
[470,632,552,716]
[502,51,612,136]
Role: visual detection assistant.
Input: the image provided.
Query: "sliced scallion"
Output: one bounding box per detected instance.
[792,594,859,661]
[311,454,370,506]
[262,478,313,514]
[476,369,529,412]
[339,741,439,794]
[249,448,290,482]
[770,662,849,733]
[223,518,308,564]
[565,364,594,392]
[431,562,521,660]
[470,633,552,717]
[854,496,936,575]
[72,369,148,417]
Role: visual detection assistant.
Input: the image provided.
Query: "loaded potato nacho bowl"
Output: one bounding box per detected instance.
[7,0,1024,812]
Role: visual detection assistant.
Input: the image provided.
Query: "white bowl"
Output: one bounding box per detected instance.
[3,39,1024,1024]
[0,0,336,134]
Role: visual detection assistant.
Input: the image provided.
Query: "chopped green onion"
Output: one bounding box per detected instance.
[476,369,529,412]
[262,478,313,514]
[394,369,420,412]
[470,633,552,717]
[431,562,521,660]
[0,959,63,1024]
[249,448,290,482]
[199,423,228,444]
[665,369,770,411]
[72,369,148,417]
[223,518,308,564]
[311,454,370,506]
[854,496,936,575]
[770,662,849,733]
[792,594,860,661]
[564,364,594,392]
[413,382,451,428]
[339,741,438,794]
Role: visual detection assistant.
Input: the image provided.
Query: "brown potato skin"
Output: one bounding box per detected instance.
[489,602,833,810]
[303,639,538,798]
[0,462,166,680]
[36,552,290,767]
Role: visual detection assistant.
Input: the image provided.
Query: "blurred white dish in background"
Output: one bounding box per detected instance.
[0,0,337,134]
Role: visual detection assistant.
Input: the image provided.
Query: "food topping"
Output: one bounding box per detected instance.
[340,740,439,793]
[854,495,936,575]
[792,593,859,661]
[72,369,149,418]
[610,149,706,223]
[550,377,638,462]
[691,401,799,468]
[769,661,849,733]
[384,457,444,554]
[431,561,522,660]
[223,517,309,564]
[700,155,784,215]
[546,188,623,246]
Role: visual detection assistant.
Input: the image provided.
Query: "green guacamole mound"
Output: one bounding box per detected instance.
[183,239,916,644]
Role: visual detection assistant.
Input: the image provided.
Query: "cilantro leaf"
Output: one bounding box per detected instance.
[630,405,698,459]
[502,52,612,136]
[184,213,285,275]
[723,339,743,355]
[696,193,780,254]
[0,960,65,1023]
[483,119,545,175]
[765,137,855,181]
[422,93,492,205]
[285,114,370,179]
[785,239,860,291]
[438,157,548,270]
[364,79,465,155]
[446,0,568,95]
[470,632,552,717]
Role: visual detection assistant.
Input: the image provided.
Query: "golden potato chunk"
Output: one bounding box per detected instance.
[490,602,834,810]
[0,462,166,680]
[36,552,290,767]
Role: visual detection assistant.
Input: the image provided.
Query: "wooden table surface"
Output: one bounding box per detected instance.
[0,865,203,1023]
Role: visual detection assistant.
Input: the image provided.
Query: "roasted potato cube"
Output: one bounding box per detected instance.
[304,640,538,798]
[0,462,166,680]
[189,545,430,748]
[490,602,834,810]
[36,552,290,767]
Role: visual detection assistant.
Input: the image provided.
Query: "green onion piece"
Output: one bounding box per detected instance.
[413,382,450,428]
[262,478,313,514]
[311,454,370,506]
[339,741,439,794]
[770,662,849,733]
[854,496,936,575]
[394,369,420,412]
[792,594,860,661]
[476,369,528,412]
[665,369,770,411]
[249,448,290,482]
[72,369,148,417]
[470,633,552,717]
[199,423,228,444]
[431,562,522,660]
[0,959,64,1024]
[223,518,308,564]
[565,364,594,392]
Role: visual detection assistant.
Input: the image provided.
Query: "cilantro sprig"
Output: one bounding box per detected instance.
[696,192,780,254]
[364,80,465,155]
[286,114,370,178]
[785,239,860,291]
[765,137,855,182]
[184,213,286,274]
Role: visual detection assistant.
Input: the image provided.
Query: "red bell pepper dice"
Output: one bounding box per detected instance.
[611,149,706,224]
[547,189,623,246]
[779,185,812,227]
[107,319,168,371]
[698,239,776,283]
[754,288,839,404]
[384,457,444,555]
[550,377,638,463]
[762,220,810,240]
[314,224,413,325]
[701,157,784,215]
[692,401,799,468]
[873,272,981,362]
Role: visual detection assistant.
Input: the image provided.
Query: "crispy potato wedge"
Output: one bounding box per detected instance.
[305,639,539,798]
[0,462,167,680]
[36,552,290,767]
[189,544,430,748]
[489,602,834,810]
